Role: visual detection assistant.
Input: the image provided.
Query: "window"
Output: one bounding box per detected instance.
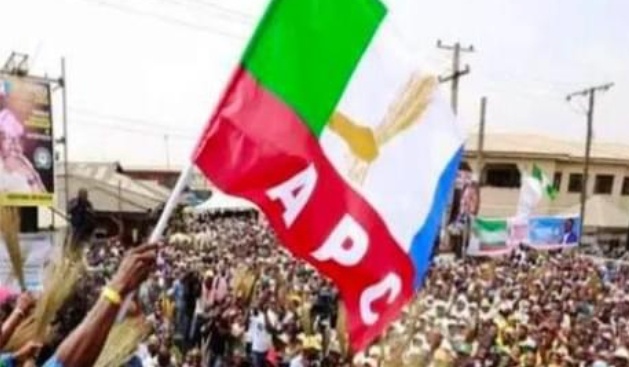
[594,175,614,195]
[553,172,562,192]
[568,173,583,193]
[482,163,521,188]
[622,177,629,196]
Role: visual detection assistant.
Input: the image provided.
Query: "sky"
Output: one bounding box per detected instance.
[1,0,627,167]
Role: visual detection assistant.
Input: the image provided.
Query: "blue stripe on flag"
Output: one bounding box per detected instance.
[408,147,463,288]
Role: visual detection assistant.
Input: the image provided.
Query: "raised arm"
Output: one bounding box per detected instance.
[44,244,157,367]
[0,293,35,349]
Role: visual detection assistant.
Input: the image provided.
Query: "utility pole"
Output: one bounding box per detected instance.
[437,40,475,113]
[437,41,474,256]
[61,58,70,214]
[477,97,487,177]
[566,83,614,242]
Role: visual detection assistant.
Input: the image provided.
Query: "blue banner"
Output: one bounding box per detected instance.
[527,216,581,249]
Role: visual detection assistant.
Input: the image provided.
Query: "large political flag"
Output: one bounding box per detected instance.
[193,0,464,350]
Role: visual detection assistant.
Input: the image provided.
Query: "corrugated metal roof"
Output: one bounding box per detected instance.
[466,133,629,162]
[55,162,169,213]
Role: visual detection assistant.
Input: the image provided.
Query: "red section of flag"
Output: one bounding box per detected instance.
[193,68,415,351]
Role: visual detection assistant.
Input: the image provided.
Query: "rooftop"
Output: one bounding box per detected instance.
[465,133,629,163]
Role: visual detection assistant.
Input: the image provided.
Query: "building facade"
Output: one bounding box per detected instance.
[464,133,629,224]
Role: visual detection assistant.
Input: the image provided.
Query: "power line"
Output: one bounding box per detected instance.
[82,0,246,40]
[69,116,197,139]
[154,0,254,22]
[69,107,199,132]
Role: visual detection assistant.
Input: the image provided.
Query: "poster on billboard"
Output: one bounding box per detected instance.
[526,216,581,250]
[0,76,54,206]
[468,215,581,256]
[0,232,54,292]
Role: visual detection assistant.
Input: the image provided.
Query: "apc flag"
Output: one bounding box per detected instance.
[193,0,464,350]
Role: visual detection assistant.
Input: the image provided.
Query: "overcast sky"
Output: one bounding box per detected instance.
[1,0,627,167]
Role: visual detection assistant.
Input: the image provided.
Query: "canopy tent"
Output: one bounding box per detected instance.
[194,190,257,213]
[558,196,629,229]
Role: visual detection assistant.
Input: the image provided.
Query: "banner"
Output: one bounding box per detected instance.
[526,216,581,250]
[0,77,55,206]
[0,232,54,292]
[448,167,476,226]
[468,217,514,257]
[468,215,581,256]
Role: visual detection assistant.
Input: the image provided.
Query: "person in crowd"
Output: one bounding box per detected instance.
[5,209,629,366]
[68,188,96,244]
[42,243,157,367]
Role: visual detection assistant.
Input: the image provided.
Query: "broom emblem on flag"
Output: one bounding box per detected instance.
[328,74,437,185]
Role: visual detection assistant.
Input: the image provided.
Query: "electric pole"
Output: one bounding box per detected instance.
[61,58,70,214]
[437,41,474,256]
[477,97,487,177]
[566,83,614,241]
[437,40,475,113]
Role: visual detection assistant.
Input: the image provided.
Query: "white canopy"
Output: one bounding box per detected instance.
[194,190,257,213]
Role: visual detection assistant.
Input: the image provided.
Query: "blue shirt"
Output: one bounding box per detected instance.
[42,356,64,367]
[0,353,16,367]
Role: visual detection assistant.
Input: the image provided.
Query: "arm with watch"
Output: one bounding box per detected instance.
[42,243,157,367]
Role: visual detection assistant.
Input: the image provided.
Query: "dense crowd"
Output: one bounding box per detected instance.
[1,209,629,366]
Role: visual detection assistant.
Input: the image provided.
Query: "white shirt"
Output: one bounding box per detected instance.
[289,355,305,367]
[249,313,271,353]
[136,344,157,367]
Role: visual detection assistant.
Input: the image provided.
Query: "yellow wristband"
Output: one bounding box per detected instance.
[102,286,122,305]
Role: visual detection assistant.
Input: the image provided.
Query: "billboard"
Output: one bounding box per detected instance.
[0,76,54,206]
[527,216,581,250]
[468,215,581,257]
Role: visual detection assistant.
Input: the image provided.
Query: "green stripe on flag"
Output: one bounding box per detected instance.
[532,164,544,183]
[473,218,508,244]
[532,164,558,200]
[243,0,386,136]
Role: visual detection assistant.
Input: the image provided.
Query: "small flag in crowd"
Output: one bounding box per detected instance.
[516,164,557,219]
[192,0,463,350]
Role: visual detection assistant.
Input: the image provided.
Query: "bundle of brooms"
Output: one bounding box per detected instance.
[4,235,85,352]
[94,316,151,367]
[382,295,426,367]
[0,207,26,291]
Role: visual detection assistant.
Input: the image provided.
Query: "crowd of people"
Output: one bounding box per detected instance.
[1,208,629,366]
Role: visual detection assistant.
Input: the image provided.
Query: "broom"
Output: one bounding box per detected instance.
[5,246,85,351]
[94,317,151,367]
[384,295,424,367]
[0,206,26,291]
[335,301,349,357]
[348,74,437,185]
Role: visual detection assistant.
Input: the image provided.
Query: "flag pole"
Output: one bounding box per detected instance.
[118,162,194,320]
[148,162,194,243]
